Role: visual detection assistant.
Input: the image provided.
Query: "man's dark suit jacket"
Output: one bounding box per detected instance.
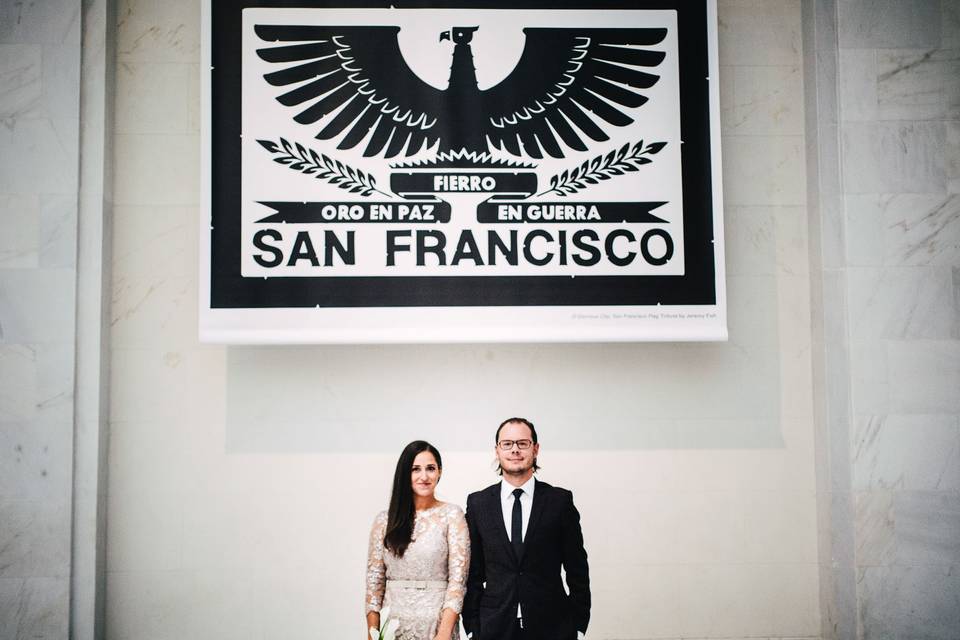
[462,479,590,640]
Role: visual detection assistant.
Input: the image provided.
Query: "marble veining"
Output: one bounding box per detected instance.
[852,415,960,491]
[841,121,948,193]
[857,565,960,640]
[0,0,81,637]
[887,194,960,266]
[847,266,957,339]
[0,194,40,268]
[844,193,960,267]
[0,0,80,45]
[0,43,41,119]
[838,0,942,49]
[117,0,198,62]
[0,577,69,637]
[877,48,960,121]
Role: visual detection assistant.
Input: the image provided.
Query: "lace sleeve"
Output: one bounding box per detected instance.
[443,505,470,613]
[366,511,388,613]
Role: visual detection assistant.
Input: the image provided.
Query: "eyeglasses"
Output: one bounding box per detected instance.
[497,439,533,450]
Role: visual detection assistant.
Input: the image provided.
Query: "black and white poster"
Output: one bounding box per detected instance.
[201,1,726,343]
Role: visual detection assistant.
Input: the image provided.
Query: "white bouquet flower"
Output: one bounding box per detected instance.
[369,606,400,640]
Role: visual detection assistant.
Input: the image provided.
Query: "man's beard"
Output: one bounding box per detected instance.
[502,459,533,475]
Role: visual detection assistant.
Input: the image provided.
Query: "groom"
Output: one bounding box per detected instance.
[462,417,590,640]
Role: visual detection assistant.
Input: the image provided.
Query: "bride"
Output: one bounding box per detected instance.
[366,441,470,640]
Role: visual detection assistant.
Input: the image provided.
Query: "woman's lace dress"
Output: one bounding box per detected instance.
[366,503,470,640]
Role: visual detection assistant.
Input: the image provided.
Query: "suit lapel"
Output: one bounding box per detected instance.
[521,478,549,563]
[485,484,517,566]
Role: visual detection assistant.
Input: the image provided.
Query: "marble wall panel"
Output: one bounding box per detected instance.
[0,420,73,502]
[180,490,277,571]
[109,348,190,423]
[946,121,960,195]
[0,269,76,343]
[739,490,819,564]
[111,272,197,351]
[0,193,40,268]
[718,0,803,67]
[846,266,959,339]
[0,344,37,422]
[876,49,959,121]
[181,569,259,640]
[116,0,200,63]
[814,127,847,270]
[115,61,191,134]
[186,62,199,133]
[841,122,948,194]
[0,576,70,638]
[945,0,960,48]
[112,133,200,206]
[852,414,960,492]
[775,205,811,276]
[721,64,804,136]
[105,570,191,640]
[588,563,820,639]
[0,0,82,635]
[107,569,259,640]
[250,566,359,640]
[35,342,75,425]
[723,207,777,276]
[838,48,877,122]
[0,0,80,44]
[0,43,42,119]
[848,340,888,416]
[837,0,942,49]
[722,134,807,206]
[845,193,960,268]
[0,117,79,195]
[858,565,960,640]
[955,266,960,319]
[888,491,960,566]
[105,488,182,572]
[111,205,196,350]
[39,193,78,268]
[830,490,857,569]
[886,340,960,414]
[40,43,81,123]
[107,418,192,497]
[0,498,71,578]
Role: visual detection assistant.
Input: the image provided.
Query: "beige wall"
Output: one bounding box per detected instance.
[107,1,819,639]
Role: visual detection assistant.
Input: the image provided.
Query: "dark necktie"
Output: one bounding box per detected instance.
[511,488,524,559]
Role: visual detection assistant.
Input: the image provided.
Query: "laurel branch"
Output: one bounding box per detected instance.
[257,138,388,197]
[537,140,667,197]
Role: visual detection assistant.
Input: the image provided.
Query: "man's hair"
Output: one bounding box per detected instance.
[495,417,541,475]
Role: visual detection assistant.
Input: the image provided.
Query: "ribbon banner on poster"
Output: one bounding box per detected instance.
[201,1,727,343]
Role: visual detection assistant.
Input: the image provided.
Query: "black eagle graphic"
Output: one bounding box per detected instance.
[255,24,667,159]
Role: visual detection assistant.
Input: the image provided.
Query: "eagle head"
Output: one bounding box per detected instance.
[439,26,479,44]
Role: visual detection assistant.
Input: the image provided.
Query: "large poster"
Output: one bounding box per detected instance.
[201,1,726,343]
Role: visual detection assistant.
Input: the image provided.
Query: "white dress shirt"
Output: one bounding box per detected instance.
[501,477,534,622]
[501,476,535,546]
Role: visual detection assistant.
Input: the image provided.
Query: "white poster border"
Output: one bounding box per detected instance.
[200,1,726,344]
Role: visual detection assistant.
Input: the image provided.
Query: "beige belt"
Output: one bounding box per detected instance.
[387,579,447,590]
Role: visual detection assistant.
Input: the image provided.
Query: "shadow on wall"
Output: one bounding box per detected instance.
[225,337,783,454]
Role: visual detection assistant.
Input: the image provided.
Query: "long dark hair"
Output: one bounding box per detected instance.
[384,440,442,557]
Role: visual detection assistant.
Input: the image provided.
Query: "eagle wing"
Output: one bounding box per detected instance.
[254,25,445,158]
[479,28,668,158]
